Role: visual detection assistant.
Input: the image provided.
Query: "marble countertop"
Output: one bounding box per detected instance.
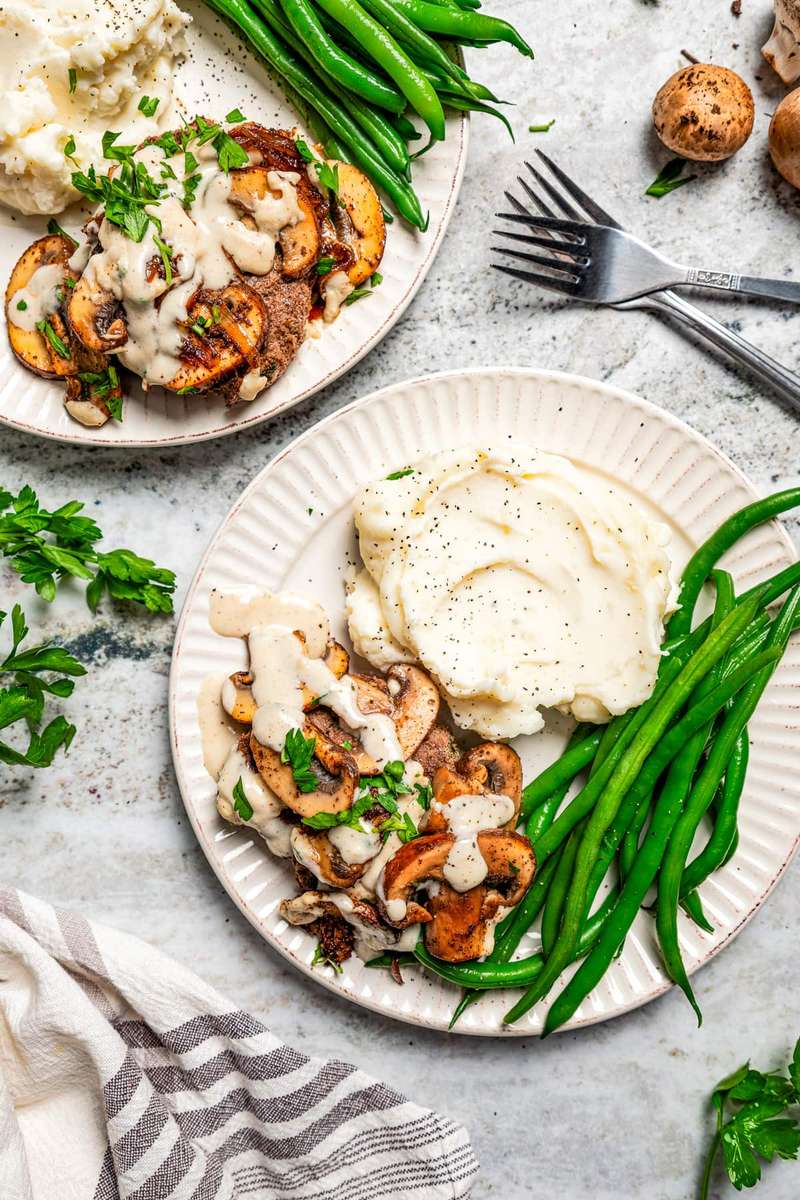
[3,1,800,1196]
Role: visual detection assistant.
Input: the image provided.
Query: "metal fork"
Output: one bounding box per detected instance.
[493,151,800,413]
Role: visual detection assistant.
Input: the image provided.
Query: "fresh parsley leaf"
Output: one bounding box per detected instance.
[35,320,70,360]
[415,782,433,810]
[184,150,199,175]
[378,810,418,843]
[16,300,27,312]
[645,158,696,198]
[281,728,318,793]
[370,271,383,287]
[152,234,174,287]
[182,173,201,210]
[226,107,246,124]
[316,256,335,276]
[311,942,343,972]
[63,135,78,166]
[316,161,340,196]
[214,130,249,173]
[101,130,136,162]
[386,467,414,480]
[0,487,176,612]
[295,138,315,163]
[155,130,180,157]
[528,118,555,132]
[47,218,76,244]
[232,776,253,821]
[138,95,160,118]
[344,287,372,306]
[68,68,78,94]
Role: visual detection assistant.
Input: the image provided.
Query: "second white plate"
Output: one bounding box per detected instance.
[170,367,800,1035]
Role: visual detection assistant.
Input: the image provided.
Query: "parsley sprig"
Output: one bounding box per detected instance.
[0,605,84,768]
[701,1039,800,1198]
[301,759,427,842]
[645,157,697,199]
[0,486,176,612]
[232,776,253,821]
[281,728,317,793]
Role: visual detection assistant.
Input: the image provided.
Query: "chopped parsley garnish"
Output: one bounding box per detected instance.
[232,776,253,821]
[295,138,315,163]
[47,218,76,245]
[415,782,433,810]
[386,467,414,481]
[78,365,122,421]
[344,287,372,306]
[645,158,696,198]
[68,69,77,95]
[184,150,199,175]
[311,943,343,972]
[302,791,374,831]
[342,739,353,750]
[176,384,199,394]
[63,135,79,167]
[316,256,335,276]
[528,118,555,132]
[215,130,249,173]
[316,161,340,196]
[377,810,418,843]
[225,107,246,124]
[281,728,318,793]
[371,271,383,287]
[182,173,201,211]
[101,130,136,162]
[154,130,180,157]
[152,234,174,287]
[138,95,160,118]
[36,320,70,360]
[16,300,27,312]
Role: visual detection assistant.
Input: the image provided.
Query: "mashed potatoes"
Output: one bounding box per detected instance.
[346,447,678,740]
[0,0,189,215]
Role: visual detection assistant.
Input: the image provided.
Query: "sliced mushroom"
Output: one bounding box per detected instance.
[379,829,535,962]
[280,889,397,957]
[229,166,321,278]
[249,732,358,819]
[331,162,386,286]
[306,706,377,775]
[67,272,127,353]
[457,743,522,825]
[425,766,474,834]
[350,672,393,716]
[165,282,266,393]
[64,376,110,428]
[387,664,440,757]
[301,638,349,709]
[6,235,79,377]
[763,0,800,84]
[224,640,349,726]
[290,827,365,889]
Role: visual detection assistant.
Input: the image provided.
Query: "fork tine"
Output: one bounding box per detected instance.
[490,262,579,296]
[494,211,585,237]
[534,150,622,229]
[503,189,534,219]
[516,173,558,219]
[524,161,582,220]
[491,245,581,277]
[492,228,583,257]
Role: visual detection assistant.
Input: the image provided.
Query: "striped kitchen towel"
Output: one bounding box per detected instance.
[0,889,478,1200]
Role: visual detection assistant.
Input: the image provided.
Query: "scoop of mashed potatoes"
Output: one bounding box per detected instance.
[346,447,678,740]
[0,0,189,215]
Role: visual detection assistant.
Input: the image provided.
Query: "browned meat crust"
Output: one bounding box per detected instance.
[307,912,355,964]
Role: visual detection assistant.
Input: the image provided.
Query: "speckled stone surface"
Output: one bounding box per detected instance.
[3,2,800,1196]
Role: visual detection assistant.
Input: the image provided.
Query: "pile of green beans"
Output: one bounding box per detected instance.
[365,489,800,1035]
[201,0,532,227]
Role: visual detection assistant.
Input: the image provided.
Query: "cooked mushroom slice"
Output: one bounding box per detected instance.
[425,766,474,834]
[229,166,321,278]
[165,283,266,393]
[290,827,366,889]
[280,890,395,959]
[332,162,386,286]
[223,671,256,723]
[350,672,394,716]
[306,707,378,775]
[457,743,523,824]
[64,376,110,428]
[387,664,440,757]
[67,273,127,354]
[6,235,80,377]
[249,732,358,819]
[301,638,349,709]
[380,830,535,962]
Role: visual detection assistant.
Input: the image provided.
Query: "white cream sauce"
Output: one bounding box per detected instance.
[76,139,305,387]
[435,792,515,893]
[322,268,354,322]
[329,820,381,865]
[216,745,291,859]
[7,262,65,331]
[197,672,238,777]
[348,446,678,739]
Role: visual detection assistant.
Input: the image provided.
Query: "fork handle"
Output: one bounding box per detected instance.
[682,268,800,306]
[647,289,800,413]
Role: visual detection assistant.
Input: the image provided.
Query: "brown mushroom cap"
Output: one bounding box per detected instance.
[652,64,754,162]
[290,828,365,889]
[386,664,440,757]
[769,88,800,190]
[457,743,522,824]
[379,829,536,961]
[249,732,358,818]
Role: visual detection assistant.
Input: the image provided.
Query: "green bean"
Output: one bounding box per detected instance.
[206,0,428,226]
[655,585,800,1021]
[391,112,423,141]
[541,820,584,956]
[357,0,469,91]
[313,0,446,139]
[667,488,800,639]
[520,728,601,824]
[505,590,771,1023]
[681,728,749,897]
[437,94,514,137]
[255,0,412,172]
[421,65,501,103]
[680,889,714,934]
[279,0,406,110]
[386,0,534,56]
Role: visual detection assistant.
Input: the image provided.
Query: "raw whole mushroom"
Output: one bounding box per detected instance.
[763,0,800,84]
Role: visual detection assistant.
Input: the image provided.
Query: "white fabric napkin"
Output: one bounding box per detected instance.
[0,888,478,1200]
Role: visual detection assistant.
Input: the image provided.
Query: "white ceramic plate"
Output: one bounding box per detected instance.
[169,367,800,1036]
[0,3,466,447]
